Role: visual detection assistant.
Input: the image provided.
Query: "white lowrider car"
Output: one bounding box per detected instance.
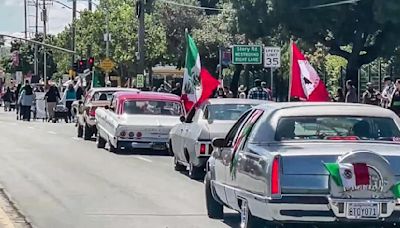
[169,99,268,179]
[206,102,400,227]
[95,91,184,153]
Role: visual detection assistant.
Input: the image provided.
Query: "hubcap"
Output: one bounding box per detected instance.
[240,200,249,228]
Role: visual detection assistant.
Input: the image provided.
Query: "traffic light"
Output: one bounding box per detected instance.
[77,59,87,73]
[72,62,78,72]
[88,57,95,71]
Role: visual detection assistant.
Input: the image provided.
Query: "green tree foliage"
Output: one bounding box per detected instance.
[231,0,400,86]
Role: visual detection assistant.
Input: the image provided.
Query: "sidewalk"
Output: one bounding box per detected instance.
[0,189,31,228]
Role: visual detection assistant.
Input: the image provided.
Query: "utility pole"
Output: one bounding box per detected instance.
[88,0,92,11]
[34,0,39,76]
[137,0,145,78]
[42,0,47,85]
[72,0,77,67]
[24,0,28,39]
[87,0,93,58]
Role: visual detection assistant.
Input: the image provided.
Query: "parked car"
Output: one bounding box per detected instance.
[76,87,138,140]
[169,99,268,179]
[206,102,400,227]
[96,91,184,153]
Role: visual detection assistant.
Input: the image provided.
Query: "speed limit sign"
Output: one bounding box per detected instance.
[264,47,281,68]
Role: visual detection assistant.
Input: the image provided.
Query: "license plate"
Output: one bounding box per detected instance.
[346,202,380,219]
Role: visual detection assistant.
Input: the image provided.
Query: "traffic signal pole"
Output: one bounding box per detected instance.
[137,0,145,79]
[72,0,77,69]
[43,0,47,85]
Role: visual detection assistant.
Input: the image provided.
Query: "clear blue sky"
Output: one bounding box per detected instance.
[0,0,25,33]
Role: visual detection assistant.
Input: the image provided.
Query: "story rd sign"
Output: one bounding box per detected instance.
[232,45,263,65]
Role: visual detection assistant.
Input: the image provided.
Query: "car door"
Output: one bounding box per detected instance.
[224,109,264,208]
[213,109,254,207]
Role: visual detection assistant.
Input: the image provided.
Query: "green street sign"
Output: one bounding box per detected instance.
[232,45,263,65]
[136,74,144,88]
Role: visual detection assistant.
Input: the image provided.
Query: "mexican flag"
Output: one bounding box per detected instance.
[325,162,400,197]
[290,43,330,101]
[181,31,201,112]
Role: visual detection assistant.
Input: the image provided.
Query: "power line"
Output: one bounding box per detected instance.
[158,0,224,11]
[302,0,361,9]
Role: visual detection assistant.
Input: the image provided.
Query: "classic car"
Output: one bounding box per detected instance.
[96,91,184,153]
[169,99,268,179]
[75,87,138,140]
[206,102,400,227]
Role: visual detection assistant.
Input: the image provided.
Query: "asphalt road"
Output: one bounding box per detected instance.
[0,110,239,228]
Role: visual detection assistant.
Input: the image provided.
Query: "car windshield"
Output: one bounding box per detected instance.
[92,91,117,101]
[124,100,183,116]
[207,104,254,121]
[275,116,400,141]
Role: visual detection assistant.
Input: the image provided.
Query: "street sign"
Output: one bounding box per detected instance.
[100,58,115,73]
[136,74,144,88]
[232,45,262,65]
[264,47,281,68]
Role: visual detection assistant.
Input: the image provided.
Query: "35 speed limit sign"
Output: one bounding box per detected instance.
[264,47,281,68]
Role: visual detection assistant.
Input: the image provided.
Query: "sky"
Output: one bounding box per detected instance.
[0,0,94,38]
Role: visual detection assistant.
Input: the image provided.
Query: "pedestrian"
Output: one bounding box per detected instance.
[238,85,247,99]
[345,80,358,103]
[390,79,400,116]
[362,82,381,106]
[248,79,269,100]
[157,84,168,93]
[171,83,182,97]
[18,80,34,121]
[64,84,76,123]
[381,76,395,108]
[223,86,234,98]
[45,85,61,122]
[216,87,226,98]
[74,80,84,101]
[261,82,272,100]
[2,87,13,111]
[333,88,345,102]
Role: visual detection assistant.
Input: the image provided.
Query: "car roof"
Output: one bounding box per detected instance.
[205,98,270,105]
[114,91,181,102]
[256,102,396,118]
[90,87,139,93]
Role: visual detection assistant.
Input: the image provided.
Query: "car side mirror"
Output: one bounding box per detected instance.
[180,116,186,123]
[104,105,110,110]
[79,101,83,105]
[212,138,226,148]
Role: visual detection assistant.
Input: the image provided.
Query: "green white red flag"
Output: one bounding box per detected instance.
[324,163,370,189]
[181,32,201,112]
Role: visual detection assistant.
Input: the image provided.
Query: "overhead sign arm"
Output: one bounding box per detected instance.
[0,34,76,54]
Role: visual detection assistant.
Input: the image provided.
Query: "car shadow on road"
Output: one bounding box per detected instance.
[175,170,206,183]
[221,212,240,228]
[115,149,171,157]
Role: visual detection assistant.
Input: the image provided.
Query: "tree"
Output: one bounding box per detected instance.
[231,0,400,86]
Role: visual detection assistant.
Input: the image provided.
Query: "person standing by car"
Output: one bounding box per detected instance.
[2,87,13,111]
[333,88,345,102]
[18,81,34,121]
[390,79,400,116]
[64,84,76,123]
[45,85,60,122]
[248,79,269,100]
[381,76,395,108]
[362,82,381,106]
[345,80,358,103]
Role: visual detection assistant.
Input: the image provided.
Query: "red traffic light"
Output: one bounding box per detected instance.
[88,57,94,64]
[79,60,84,66]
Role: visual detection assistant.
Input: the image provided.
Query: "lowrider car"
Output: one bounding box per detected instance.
[169,99,267,179]
[76,87,138,140]
[206,102,400,227]
[96,91,184,153]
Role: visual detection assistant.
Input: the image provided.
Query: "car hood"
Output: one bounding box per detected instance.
[119,115,180,128]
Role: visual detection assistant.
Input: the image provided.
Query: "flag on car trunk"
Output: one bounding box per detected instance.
[290,43,330,102]
[324,163,370,189]
[182,31,201,112]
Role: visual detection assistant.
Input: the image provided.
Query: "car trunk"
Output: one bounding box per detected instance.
[268,142,400,194]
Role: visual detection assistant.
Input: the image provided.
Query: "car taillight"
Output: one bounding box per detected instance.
[120,131,126,138]
[326,136,359,141]
[271,156,280,196]
[88,107,96,117]
[200,144,206,154]
[136,132,142,138]
[129,132,135,138]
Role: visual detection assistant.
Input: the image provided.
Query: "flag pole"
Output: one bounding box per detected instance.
[288,39,293,102]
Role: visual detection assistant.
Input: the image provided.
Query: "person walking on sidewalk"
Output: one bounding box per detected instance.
[64,84,77,123]
[45,85,60,122]
[18,81,34,121]
[2,87,13,111]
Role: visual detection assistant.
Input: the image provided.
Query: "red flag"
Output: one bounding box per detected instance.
[290,43,330,102]
[181,94,195,113]
[196,68,220,107]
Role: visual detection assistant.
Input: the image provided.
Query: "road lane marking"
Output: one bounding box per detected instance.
[135,156,153,163]
[47,131,57,135]
[28,126,35,129]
